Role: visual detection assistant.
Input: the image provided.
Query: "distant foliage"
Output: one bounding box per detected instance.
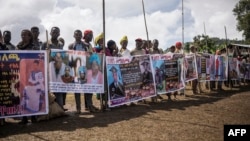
[233,0,250,43]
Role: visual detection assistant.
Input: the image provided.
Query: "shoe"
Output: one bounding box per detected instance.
[19,118,28,125]
[89,106,99,113]
[31,116,37,123]
[85,108,89,111]
[218,88,225,91]
[129,102,137,106]
[157,95,163,100]
[192,91,197,94]
[76,110,81,114]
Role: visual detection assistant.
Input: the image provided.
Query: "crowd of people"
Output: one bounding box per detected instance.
[0,27,249,125]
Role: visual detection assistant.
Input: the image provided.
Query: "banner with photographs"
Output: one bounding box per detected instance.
[228,56,239,80]
[184,54,198,82]
[49,50,104,93]
[196,54,212,81]
[197,54,228,81]
[244,63,250,80]
[151,53,185,94]
[238,61,250,80]
[211,55,228,81]
[106,55,156,107]
[0,51,48,118]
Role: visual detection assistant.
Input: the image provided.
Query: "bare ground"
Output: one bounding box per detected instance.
[1,83,250,141]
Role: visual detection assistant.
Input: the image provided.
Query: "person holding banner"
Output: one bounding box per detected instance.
[189,45,199,94]
[174,42,185,96]
[44,27,69,110]
[211,50,224,91]
[31,26,42,50]
[68,29,89,114]
[149,39,164,101]
[131,38,146,56]
[149,39,163,54]
[16,29,40,124]
[4,31,15,50]
[82,30,100,112]
[118,35,131,57]
[86,53,103,112]
[49,52,67,108]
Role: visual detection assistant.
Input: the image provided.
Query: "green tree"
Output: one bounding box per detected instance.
[233,0,250,42]
[192,34,226,54]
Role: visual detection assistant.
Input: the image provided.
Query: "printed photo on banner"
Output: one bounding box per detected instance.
[151,53,185,94]
[228,57,238,80]
[184,54,198,82]
[107,65,125,100]
[244,63,250,80]
[197,54,213,81]
[49,50,104,93]
[107,55,156,107]
[0,51,48,118]
[212,55,228,81]
[197,53,228,81]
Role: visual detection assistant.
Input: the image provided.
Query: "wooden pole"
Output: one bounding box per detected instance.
[142,0,150,48]
[203,22,208,53]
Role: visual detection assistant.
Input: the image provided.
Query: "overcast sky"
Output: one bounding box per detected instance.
[0,0,242,50]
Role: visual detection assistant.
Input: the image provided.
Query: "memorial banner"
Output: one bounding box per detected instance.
[151,53,185,94]
[0,51,48,118]
[49,50,104,93]
[197,53,212,81]
[197,54,228,81]
[211,55,228,81]
[184,54,198,82]
[106,55,156,107]
[228,56,238,80]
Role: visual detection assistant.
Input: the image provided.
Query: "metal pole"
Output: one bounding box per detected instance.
[203,22,208,53]
[182,0,184,47]
[103,0,106,49]
[102,0,109,111]
[142,0,150,47]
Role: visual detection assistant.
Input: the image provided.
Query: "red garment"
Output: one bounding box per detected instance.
[83,30,93,39]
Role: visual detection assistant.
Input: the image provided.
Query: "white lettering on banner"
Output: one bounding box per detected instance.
[49,83,104,93]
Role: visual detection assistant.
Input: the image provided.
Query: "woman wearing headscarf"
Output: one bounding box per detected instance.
[118,35,131,57]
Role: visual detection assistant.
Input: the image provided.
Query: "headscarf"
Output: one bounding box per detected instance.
[89,53,101,66]
[94,32,104,45]
[175,42,182,48]
[83,30,93,39]
[120,35,128,45]
[78,66,86,74]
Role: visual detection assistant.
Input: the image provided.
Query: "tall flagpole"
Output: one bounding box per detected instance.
[102,0,109,111]
[142,0,150,47]
[103,0,106,51]
[224,26,228,47]
[203,22,208,53]
[182,0,184,47]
